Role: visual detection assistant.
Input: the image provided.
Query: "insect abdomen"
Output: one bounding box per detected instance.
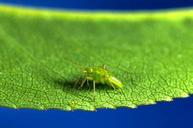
[107,76,123,89]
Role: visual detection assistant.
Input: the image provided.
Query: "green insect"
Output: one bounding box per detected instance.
[76,65,123,94]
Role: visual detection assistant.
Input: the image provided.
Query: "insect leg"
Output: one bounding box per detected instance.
[86,79,89,87]
[93,80,96,94]
[73,78,80,88]
[105,79,115,89]
[108,81,116,89]
[79,78,87,89]
[93,80,96,101]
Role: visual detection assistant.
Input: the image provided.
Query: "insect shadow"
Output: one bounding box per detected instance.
[52,76,114,91]
[35,65,113,92]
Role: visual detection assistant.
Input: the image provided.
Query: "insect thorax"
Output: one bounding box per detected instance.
[84,67,110,83]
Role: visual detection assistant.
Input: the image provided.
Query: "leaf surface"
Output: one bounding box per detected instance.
[0,5,193,111]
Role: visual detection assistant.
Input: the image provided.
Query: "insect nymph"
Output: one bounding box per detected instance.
[77,65,123,93]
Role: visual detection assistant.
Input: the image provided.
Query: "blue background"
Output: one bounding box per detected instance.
[0,1,193,128]
[1,0,193,10]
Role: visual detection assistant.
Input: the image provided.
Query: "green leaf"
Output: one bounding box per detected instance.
[0,5,193,111]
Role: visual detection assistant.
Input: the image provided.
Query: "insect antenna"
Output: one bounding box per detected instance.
[63,56,85,70]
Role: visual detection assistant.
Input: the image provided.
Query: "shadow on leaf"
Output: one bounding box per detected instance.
[52,78,114,91]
